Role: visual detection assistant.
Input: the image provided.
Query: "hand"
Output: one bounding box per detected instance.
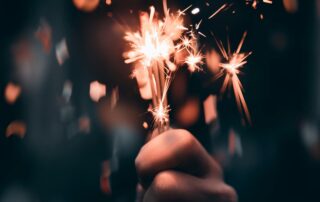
[135,129,237,202]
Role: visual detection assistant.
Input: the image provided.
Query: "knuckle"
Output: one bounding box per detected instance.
[209,183,238,202]
[151,171,176,198]
[176,129,198,150]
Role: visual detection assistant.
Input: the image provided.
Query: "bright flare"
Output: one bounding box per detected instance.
[213,32,252,124]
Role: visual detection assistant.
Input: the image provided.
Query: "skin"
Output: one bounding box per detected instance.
[135,129,238,202]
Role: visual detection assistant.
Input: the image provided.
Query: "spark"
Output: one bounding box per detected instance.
[208,3,228,19]
[178,5,193,16]
[247,0,273,8]
[123,0,201,132]
[185,51,204,72]
[245,0,273,19]
[124,5,185,68]
[213,32,252,124]
[191,7,200,15]
[150,103,171,126]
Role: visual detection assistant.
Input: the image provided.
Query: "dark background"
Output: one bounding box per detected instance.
[0,0,319,202]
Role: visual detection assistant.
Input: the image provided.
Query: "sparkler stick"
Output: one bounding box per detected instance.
[124,0,203,134]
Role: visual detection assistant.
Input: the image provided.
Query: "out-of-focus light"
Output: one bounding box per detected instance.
[191,7,200,15]
[176,98,200,127]
[105,0,112,6]
[270,31,288,52]
[203,95,218,124]
[73,0,99,12]
[55,38,69,66]
[6,121,27,138]
[5,83,21,104]
[78,116,91,134]
[62,80,73,102]
[132,66,152,100]
[90,81,107,102]
[35,19,52,54]
[283,0,298,14]
[143,122,149,129]
[206,50,221,74]
[301,122,319,149]
[228,129,243,156]
[111,87,119,109]
[100,160,111,194]
[301,121,320,160]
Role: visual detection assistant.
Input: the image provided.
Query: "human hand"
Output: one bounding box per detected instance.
[135,129,237,202]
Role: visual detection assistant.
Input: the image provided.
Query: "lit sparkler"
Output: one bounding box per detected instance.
[124,0,203,133]
[211,31,252,124]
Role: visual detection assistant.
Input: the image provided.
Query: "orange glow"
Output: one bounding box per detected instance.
[283,0,298,13]
[5,83,21,105]
[6,121,27,138]
[90,81,107,102]
[206,50,221,74]
[143,122,149,129]
[105,0,112,6]
[176,98,200,127]
[203,95,218,124]
[72,0,99,12]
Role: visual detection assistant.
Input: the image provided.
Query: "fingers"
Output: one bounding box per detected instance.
[143,170,237,202]
[135,129,222,188]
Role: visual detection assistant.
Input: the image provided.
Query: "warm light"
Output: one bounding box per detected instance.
[105,0,112,6]
[185,52,203,72]
[150,103,170,125]
[6,121,27,138]
[73,0,99,12]
[90,81,107,102]
[191,8,200,15]
[214,32,252,124]
[5,83,21,104]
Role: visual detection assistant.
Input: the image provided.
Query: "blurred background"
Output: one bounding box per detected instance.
[0,0,319,202]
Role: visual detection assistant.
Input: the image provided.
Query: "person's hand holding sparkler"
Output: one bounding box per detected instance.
[135,129,237,202]
[123,1,239,202]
